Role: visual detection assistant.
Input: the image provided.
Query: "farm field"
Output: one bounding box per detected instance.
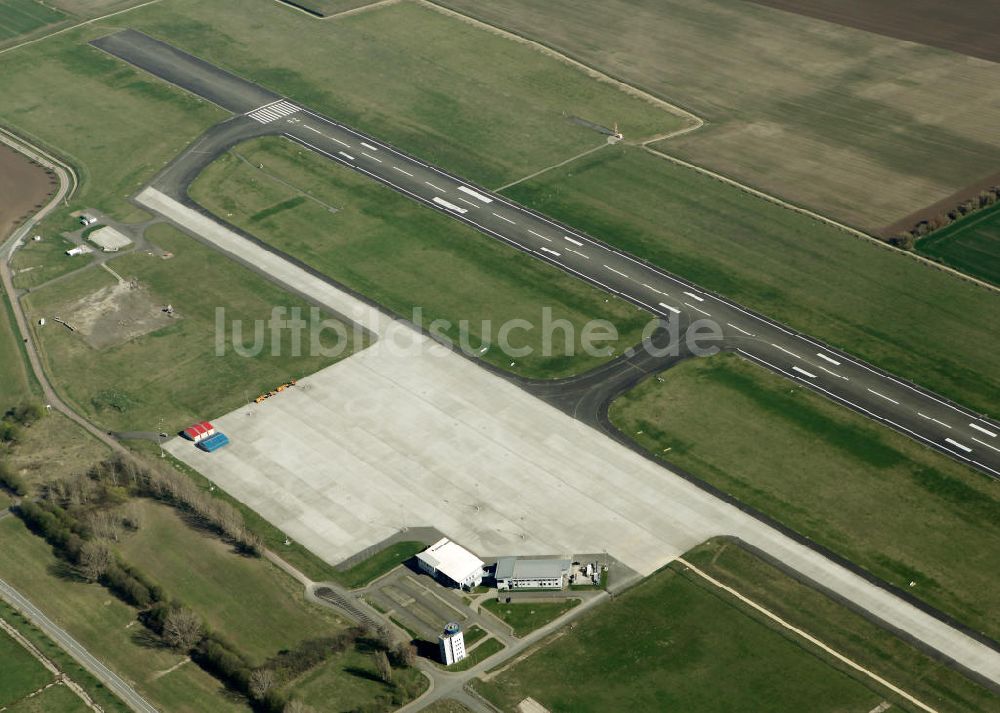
[475,555,890,712]
[189,137,651,379]
[609,353,1000,640]
[748,0,1000,64]
[106,0,685,190]
[504,145,1000,416]
[117,500,348,665]
[0,0,63,42]
[916,202,1000,286]
[0,517,249,713]
[0,626,52,710]
[438,0,1000,232]
[22,223,361,432]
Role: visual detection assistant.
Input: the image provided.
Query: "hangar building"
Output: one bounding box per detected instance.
[494,557,571,590]
[416,538,484,589]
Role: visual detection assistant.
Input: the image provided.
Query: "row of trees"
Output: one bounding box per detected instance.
[891,185,1000,249]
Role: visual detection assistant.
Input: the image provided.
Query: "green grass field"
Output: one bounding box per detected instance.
[505,145,1000,416]
[446,636,503,672]
[683,539,999,713]
[0,291,37,414]
[475,560,890,712]
[0,517,248,713]
[273,0,376,17]
[284,647,426,712]
[117,501,348,665]
[0,0,64,42]
[109,0,684,189]
[0,601,129,712]
[11,234,93,289]
[6,683,90,713]
[917,202,1000,286]
[481,599,579,637]
[439,0,1000,232]
[609,353,1000,639]
[0,627,52,709]
[189,137,651,378]
[336,541,424,590]
[22,223,361,432]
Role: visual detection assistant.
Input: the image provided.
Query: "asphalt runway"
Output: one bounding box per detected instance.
[91,27,1000,480]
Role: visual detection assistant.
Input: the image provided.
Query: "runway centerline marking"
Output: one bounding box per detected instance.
[567,249,590,259]
[817,352,841,366]
[361,152,381,163]
[685,302,711,317]
[303,125,322,134]
[970,423,997,438]
[528,229,552,242]
[817,365,846,380]
[642,283,663,295]
[564,236,583,247]
[604,265,629,278]
[867,388,899,405]
[337,151,355,160]
[393,166,414,177]
[658,302,680,314]
[456,196,478,208]
[771,344,801,359]
[683,290,704,302]
[457,185,493,203]
[425,181,446,193]
[727,322,753,336]
[492,212,516,225]
[917,412,952,429]
[360,142,378,151]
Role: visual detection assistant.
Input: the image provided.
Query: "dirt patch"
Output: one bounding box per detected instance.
[0,143,56,241]
[748,0,1000,64]
[57,278,177,349]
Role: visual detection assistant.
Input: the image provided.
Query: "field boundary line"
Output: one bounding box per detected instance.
[272,0,401,20]
[0,0,165,57]
[642,141,1000,295]
[676,557,938,713]
[417,0,703,134]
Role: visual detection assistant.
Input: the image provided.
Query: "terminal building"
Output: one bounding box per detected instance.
[416,538,485,589]
[494,557,571,590]
[438,622,466,666]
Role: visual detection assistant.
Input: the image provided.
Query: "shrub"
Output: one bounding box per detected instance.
[0,461,27,496]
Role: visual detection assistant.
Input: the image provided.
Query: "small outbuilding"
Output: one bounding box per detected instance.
[494,557,571,590]
[197,432,230,453]
[182,421,216,443]
[416,538,485,589]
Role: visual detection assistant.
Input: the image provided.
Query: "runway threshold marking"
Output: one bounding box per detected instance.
[360,142,378,151]
[432,196,467,214]
[338,151,355,160]
[970,423,997,438]
[393,166,414,177]
[945,437,972,453]
[528,229,552,242]
[792,366,817,379]
[540,246,561,256]
[457,185,493,203]
[564,236,584,247]
[867,388,899,405]
[917,412,951,429]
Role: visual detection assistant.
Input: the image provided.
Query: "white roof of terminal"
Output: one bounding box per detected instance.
[417,538,484,582]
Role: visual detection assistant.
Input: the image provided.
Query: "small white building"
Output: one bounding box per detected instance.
[79,215,97,226]
[438,622,466,666]
[494,558,571,590]
[416,538,484,589]
[65,245,92,257]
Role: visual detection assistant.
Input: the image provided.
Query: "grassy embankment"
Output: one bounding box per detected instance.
[474,539,997,712]
[189,137,652,378]
[610,353,1000,640]
[917,201,1000,286]
[22,223,361,432]
[506,146,1000,416]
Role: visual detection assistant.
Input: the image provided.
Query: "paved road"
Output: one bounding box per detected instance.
[0,578,157,713]
[92,29,1000,478]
